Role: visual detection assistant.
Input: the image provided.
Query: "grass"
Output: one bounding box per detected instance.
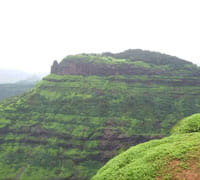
[92,113,200,180]
[92,132,200,180]
[171,113,200,134]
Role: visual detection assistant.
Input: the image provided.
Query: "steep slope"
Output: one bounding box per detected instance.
[92,114,200,180]
[0,50,200,179]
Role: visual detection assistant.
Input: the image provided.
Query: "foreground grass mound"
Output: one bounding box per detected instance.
[92,114,200,180]
[171,113,200,134]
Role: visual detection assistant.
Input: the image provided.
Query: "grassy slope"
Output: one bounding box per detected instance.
[92,133,200,180]
[92,114,200,180]
[0,53,200,179]
[171,113,200,134]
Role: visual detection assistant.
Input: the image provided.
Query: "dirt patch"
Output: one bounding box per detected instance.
[157,159,200,180]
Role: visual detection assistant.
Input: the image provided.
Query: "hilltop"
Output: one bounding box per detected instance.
[92,114,200,180]
[51,49,198,76]
[0,49,200,179]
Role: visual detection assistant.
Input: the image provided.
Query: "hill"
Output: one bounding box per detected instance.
[0,69,31,84]
[171,113,200,134]
[92,113,200,180]
[0,49,200,179]
[0,68,45,84]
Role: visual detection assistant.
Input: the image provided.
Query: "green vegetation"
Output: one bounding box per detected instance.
[92,114,200,180]
[61,54,128,65]
[0,50,200,179]
[103,49,193,66]
[61,54,161,69]
[171,113,200,134]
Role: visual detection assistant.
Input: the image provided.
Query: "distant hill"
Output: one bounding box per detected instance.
[0,49,200,179]
[0,83,36,101]
[16,75,43,84]
[0,69,30,83]
[0,69,45,101]
[0,69,45,84]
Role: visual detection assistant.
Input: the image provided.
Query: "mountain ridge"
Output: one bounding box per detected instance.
[0,49,200,179]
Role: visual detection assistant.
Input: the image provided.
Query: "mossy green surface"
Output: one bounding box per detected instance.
[92,114,200,180]
[171,113,200,134]
[0,52,200,179]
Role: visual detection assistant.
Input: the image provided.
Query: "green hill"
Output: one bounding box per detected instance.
[92,114,200,180]
[171,113,200,134]
[0,50,200,179]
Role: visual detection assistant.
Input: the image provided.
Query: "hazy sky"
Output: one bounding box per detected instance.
[0,0,200,73]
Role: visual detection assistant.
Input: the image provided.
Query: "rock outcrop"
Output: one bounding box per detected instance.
[51,61,166,76]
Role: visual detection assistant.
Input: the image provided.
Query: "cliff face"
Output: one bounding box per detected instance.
[51,61,165,76]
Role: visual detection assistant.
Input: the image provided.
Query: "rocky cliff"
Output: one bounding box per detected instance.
[51,60,166,76]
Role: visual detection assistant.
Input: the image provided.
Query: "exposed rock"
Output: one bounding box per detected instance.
[51,60,59,74]
[51,61,166,76]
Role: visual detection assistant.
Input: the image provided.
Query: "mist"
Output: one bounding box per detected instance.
[0,0,200,73]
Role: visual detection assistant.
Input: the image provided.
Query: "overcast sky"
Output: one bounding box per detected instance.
[0,0,200,73]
